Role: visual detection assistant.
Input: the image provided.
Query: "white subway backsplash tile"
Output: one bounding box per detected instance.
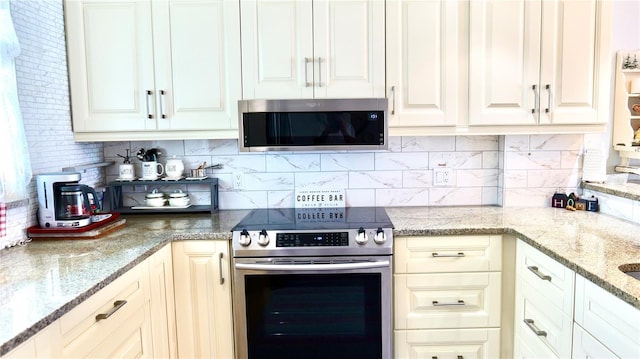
[103,134,589,210]
[321,153,374,171]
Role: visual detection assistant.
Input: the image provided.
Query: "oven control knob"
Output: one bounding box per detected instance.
[374,228,386,244]
[355,227,368,244]
[257,229,270,246]
[239,229,251,246]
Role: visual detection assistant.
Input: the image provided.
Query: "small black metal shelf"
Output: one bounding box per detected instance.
[107,178,218,214]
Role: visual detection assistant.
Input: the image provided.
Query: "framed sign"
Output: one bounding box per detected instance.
[295,189,345,208]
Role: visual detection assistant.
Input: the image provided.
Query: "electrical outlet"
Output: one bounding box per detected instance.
[433,167,453,186]
[232,172,244,190]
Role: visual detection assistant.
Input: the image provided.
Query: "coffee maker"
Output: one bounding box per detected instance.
[36,172,100,228]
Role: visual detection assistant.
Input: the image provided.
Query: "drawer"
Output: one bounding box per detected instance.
[395,235,502,274]
[574,274,640,358]
[516,240,574,315]
[395,328,500,359]
[514,281,573,359]
[395,272,502,330]
[59,262,151,358]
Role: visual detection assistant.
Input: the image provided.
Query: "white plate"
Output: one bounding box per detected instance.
[131,204,192,210]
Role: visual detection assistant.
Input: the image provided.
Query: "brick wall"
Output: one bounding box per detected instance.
[1,0,103,249]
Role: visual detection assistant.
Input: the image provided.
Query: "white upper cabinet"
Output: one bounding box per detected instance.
[469,0,611,127]
[386,0,464,132]
[66,0,241,141]
[240,0,385,99]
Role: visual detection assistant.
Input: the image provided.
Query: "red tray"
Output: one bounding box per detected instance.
[27,213,125,240]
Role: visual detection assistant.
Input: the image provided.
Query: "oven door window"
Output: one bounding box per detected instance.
[244,273,382,359]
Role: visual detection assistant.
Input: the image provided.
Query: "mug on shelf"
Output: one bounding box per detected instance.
[165,156,185,179]
[141,161,164,180]
[118,164,135,180]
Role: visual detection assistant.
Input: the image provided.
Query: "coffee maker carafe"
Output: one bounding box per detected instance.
[36,172,101,228]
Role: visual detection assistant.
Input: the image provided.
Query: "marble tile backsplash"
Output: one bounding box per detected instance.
[104,134,586,210]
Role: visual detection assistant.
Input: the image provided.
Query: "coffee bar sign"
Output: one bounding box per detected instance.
[295,189,345,208]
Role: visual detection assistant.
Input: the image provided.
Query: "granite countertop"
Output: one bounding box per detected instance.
[1,206,640,356]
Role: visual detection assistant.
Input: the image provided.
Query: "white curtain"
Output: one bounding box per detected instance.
[0,0,32,203]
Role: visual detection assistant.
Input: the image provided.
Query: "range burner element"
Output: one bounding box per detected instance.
[231,207,394,258]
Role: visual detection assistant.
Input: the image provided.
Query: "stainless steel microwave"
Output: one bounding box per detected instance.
[238,98,388,152]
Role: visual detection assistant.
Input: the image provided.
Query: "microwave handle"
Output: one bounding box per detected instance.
[235,260,390,272]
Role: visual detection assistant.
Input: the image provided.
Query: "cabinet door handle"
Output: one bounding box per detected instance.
[304,57,312,87]
[432,300,465,306]
[159,90,166,119]
[391,85,396,115]
[219,252,225,285]
[432,252,465,258]
[95,300,127,321]
[531,84,538,114]
[524,318,547,337]
[527,265,552,281]
[431,356,463,359]
[545,84,551,113]
[146,90,153,119]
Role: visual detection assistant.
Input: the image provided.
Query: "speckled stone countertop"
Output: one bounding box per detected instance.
[583,181,640,201]
[1,206,639,356]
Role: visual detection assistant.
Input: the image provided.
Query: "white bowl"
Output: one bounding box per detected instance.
[169,197,190,207]
[145,197,166,207]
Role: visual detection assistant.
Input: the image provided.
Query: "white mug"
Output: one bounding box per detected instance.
[118,164,135,180]
[165,156,184,179]
[141,161,164,180]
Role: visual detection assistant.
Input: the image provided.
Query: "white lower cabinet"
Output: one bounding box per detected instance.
[572,324,617,359]
[394,235,503,359]
[172,240,234,359]
[574,274,640,358]
[513,240,575,359]
[2,246,176,359]
[147,244,178,358]
[59,259,153,358]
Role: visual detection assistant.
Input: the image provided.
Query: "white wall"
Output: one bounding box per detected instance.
[2,0,103,249]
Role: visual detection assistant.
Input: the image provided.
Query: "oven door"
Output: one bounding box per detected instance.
[233,256,392,359]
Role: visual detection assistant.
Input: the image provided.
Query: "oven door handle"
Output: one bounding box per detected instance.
[235,260,390,272]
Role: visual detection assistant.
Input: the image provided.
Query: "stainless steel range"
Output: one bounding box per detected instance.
[231,207,394,359]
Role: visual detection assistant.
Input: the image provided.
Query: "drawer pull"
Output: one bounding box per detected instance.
[95,300,127,321]
[431,356,463,359]
[527,266,552,281]
[524,318,547,337]
[432,252,465,258]
[432,300,465,306]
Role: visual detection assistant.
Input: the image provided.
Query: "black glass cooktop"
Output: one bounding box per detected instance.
[231,207,393,232]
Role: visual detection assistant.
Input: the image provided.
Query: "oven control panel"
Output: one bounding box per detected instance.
[276,232,349,247]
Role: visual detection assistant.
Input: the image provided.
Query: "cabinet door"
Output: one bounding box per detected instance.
[66,0,156,132]
[574,274,640,358]
[469,0,611,127]
[147,245,178,358]
[386,0,461,129]
[313,0,385,98]
[572,324,617,359]
[240,0,314,99]
[152,0,241,131]
[172,241,234,359]
[538,0,610,125]
[469,0,541,126]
